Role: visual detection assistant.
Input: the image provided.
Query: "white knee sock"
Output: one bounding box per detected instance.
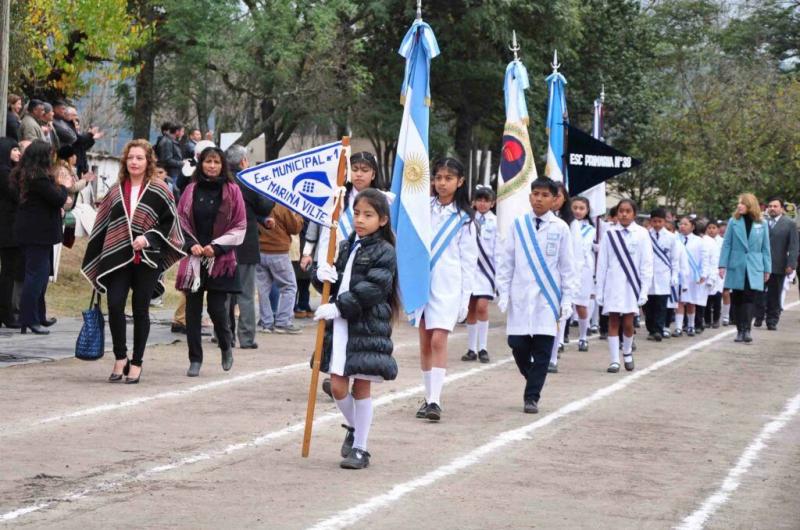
[622,335,633,356]
[550,336,559,366]
[353,397,373,451]
[578,318,590,341]
[686,312,695,330]
[591,300,600,325]
[675,312,684,330]
[466,323,478,352]
[477,320,489,351]
[422,370,431,402]
[721,303,730,320]
[608,336,620,365]
[335,393,355,427]
[429,367,446,405]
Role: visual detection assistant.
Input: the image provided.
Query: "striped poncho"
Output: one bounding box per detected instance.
[81,179,185,293]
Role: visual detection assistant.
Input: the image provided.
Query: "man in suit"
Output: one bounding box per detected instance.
[755,196,799,330]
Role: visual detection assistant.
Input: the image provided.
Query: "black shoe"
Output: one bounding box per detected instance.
[712,321,720,329]
[647,332,662,342]
[415,400,428,419]
[578,339,589,352]
[743,330,753,343]
[607,362,620,373]
[558,343,564,353]
[461,350,477,361]
[221,349,233,371]
[340,447,370,469]
[662,330,672,339]
[187,362,202,377]
[425,402,442,422]
[123,359,131,376]
[478,349,490,363]
[3,319,21,329]
[524,400,539,414]
[624,356,635,371]
[171,323,187,334]
[673,328,683,337]
[340,424,355,458]
[686,328,695,337]
[21,324,49,335]
[322,378,333,399]
[547,362,558,373]
[599,331,608,340]
[767,323,777,331]
[41,317,57,327]
[125,365,142,384]
[753,319,763,328]
[239,342,258,349]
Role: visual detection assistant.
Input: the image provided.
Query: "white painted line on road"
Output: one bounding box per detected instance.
[0,355,513,522]
[676,390,800,530]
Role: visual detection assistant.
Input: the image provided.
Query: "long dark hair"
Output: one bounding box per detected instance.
[0,138,19,171]
[554,182,574,224]
[353,188,401,321]
[344,151,380,205]
[432,157,474,221]
[12,140,53,202]
[571,196,593,226]
[193,146,233,183]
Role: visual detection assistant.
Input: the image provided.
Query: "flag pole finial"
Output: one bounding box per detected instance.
[551,49,561,73]
[416,0,422,20]
[600,84,605,103]
[510,30,520,61]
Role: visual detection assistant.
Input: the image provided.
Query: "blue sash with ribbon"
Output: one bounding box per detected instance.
[476,230,495,291]
[649,232,671,270]
[430,212,465,270]
[682,237,702,282]
[514,215,561,320]
[581,223,594,239]
[607,230,642,301]
[339,207,354,240]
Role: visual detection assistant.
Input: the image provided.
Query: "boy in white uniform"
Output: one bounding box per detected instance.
[645,208,680,342]
[496,178,575,414]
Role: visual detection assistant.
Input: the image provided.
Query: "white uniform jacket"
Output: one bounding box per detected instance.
[703,234,722,294]
[678,232,711,306]
[415,199,478,331]
[595,222,654,314]
[473,210,497,297]
[574,219,596,306]
[648,227,680,296]
[496,210,576,337]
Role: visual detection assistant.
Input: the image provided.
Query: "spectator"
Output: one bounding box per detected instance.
[157,123,184,186]
[57,145,96,209]
[153,121,171,153]
[40,102,59,149]
[294,220,314,318]
[81,139,184,383]
[6,94,23,140]
[225,144,274,349]
[0,138,22,327]
[175,147,246,377]
[52,100,77,146]
[64,108,102,178]
[256,204,304,334]
[12,141,70,335]
[19,100,46,142]
[183,128,202,159]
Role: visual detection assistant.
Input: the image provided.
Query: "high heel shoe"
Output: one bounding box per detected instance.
[21,325,49,335]
[122,359,131,376]
[125,365,142,384]
[109,360,128,383]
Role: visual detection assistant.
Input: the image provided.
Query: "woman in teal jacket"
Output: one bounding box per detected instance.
[718,193,771,343]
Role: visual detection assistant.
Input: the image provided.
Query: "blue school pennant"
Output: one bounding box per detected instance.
[545,66,568,185]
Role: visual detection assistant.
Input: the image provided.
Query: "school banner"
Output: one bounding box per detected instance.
[565,124,641,196]
[237,141,344,227]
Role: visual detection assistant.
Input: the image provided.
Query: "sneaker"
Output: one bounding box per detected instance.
[607,362,620,373]
[461,350,478,361]
[340,424,355,458]
[624,355,635,371]
[524,400,539,414]
[425,402,442,421]
[322,378,333,399]
[340,447,370,469]
[274,324,302,335]
[477,349,490,363]
[258,325,274,334]
[578,339,589,352]
[415,401,428,419]
[548,362,558,373]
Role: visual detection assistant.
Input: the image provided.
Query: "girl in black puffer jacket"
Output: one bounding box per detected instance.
[312,188,399,470]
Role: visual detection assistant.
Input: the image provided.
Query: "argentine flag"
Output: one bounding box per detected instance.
[545,70,568,184]
[390,17,440,316]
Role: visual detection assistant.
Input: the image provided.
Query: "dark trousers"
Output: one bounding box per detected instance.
[666,307,675,326]
[295,278,312,312]
[187,289,231,363]
[704,293,722,325]
[644,295,668,335]
[0,247,21,324]
[508,334,555,403]
[731,287,758,331]
[599,309,608,334]
[19,245,51,327]
[106,263,160,366]
[694,306,707,331]
[755,273,785,326]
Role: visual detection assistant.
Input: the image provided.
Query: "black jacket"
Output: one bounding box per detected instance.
[14,177,68,246]
[312,234,398,380]
[5,113,20,141]
[235,177,275,265]
[157,136,183,180]
[0,138,19,248]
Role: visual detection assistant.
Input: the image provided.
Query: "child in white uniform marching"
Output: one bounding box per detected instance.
[463,185,497,364]
[595,199,654,373]
[717,221,732,325]
[570,196,595,352]
[645,208,680,342]
[313,190,399,470]
[703,220,723,328]
[414,158,478,422]
[496,178,576,413]
[675,216,711,336]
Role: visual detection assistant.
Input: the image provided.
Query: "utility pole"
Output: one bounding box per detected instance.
[0,0,10,138]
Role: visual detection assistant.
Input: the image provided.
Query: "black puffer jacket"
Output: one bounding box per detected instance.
[312,233,398,380]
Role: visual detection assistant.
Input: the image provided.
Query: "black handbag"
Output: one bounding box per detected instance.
[75,290,105,361]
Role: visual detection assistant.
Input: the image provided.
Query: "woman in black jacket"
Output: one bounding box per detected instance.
[0,138,22,327]
[312,188,399,470]
[12,141,70,334]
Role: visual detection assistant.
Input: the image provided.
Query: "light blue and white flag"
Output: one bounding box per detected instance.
[237,141,345,227]
[545,69,568,184]
[390,17,440,316]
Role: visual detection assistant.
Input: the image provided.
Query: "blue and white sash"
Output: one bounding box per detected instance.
[339,207,354,240]
[581,223,594,239]
[607,230,641,301]
[514,215,561,320]
[476,230,495,292]
[682,238,702,282]
[649,232,671,270]
[430,212,466,270]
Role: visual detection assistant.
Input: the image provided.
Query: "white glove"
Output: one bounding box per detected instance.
[316,263,338,284]
[638,294,649,307]
[497,297,509,314]
[313,303,341,321]
[560,302,573,320]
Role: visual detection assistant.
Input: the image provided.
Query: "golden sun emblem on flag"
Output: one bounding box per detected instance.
[402,153,429,193]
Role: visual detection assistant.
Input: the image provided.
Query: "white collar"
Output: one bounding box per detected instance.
[433,198,457,214]
[531,210,554,222]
